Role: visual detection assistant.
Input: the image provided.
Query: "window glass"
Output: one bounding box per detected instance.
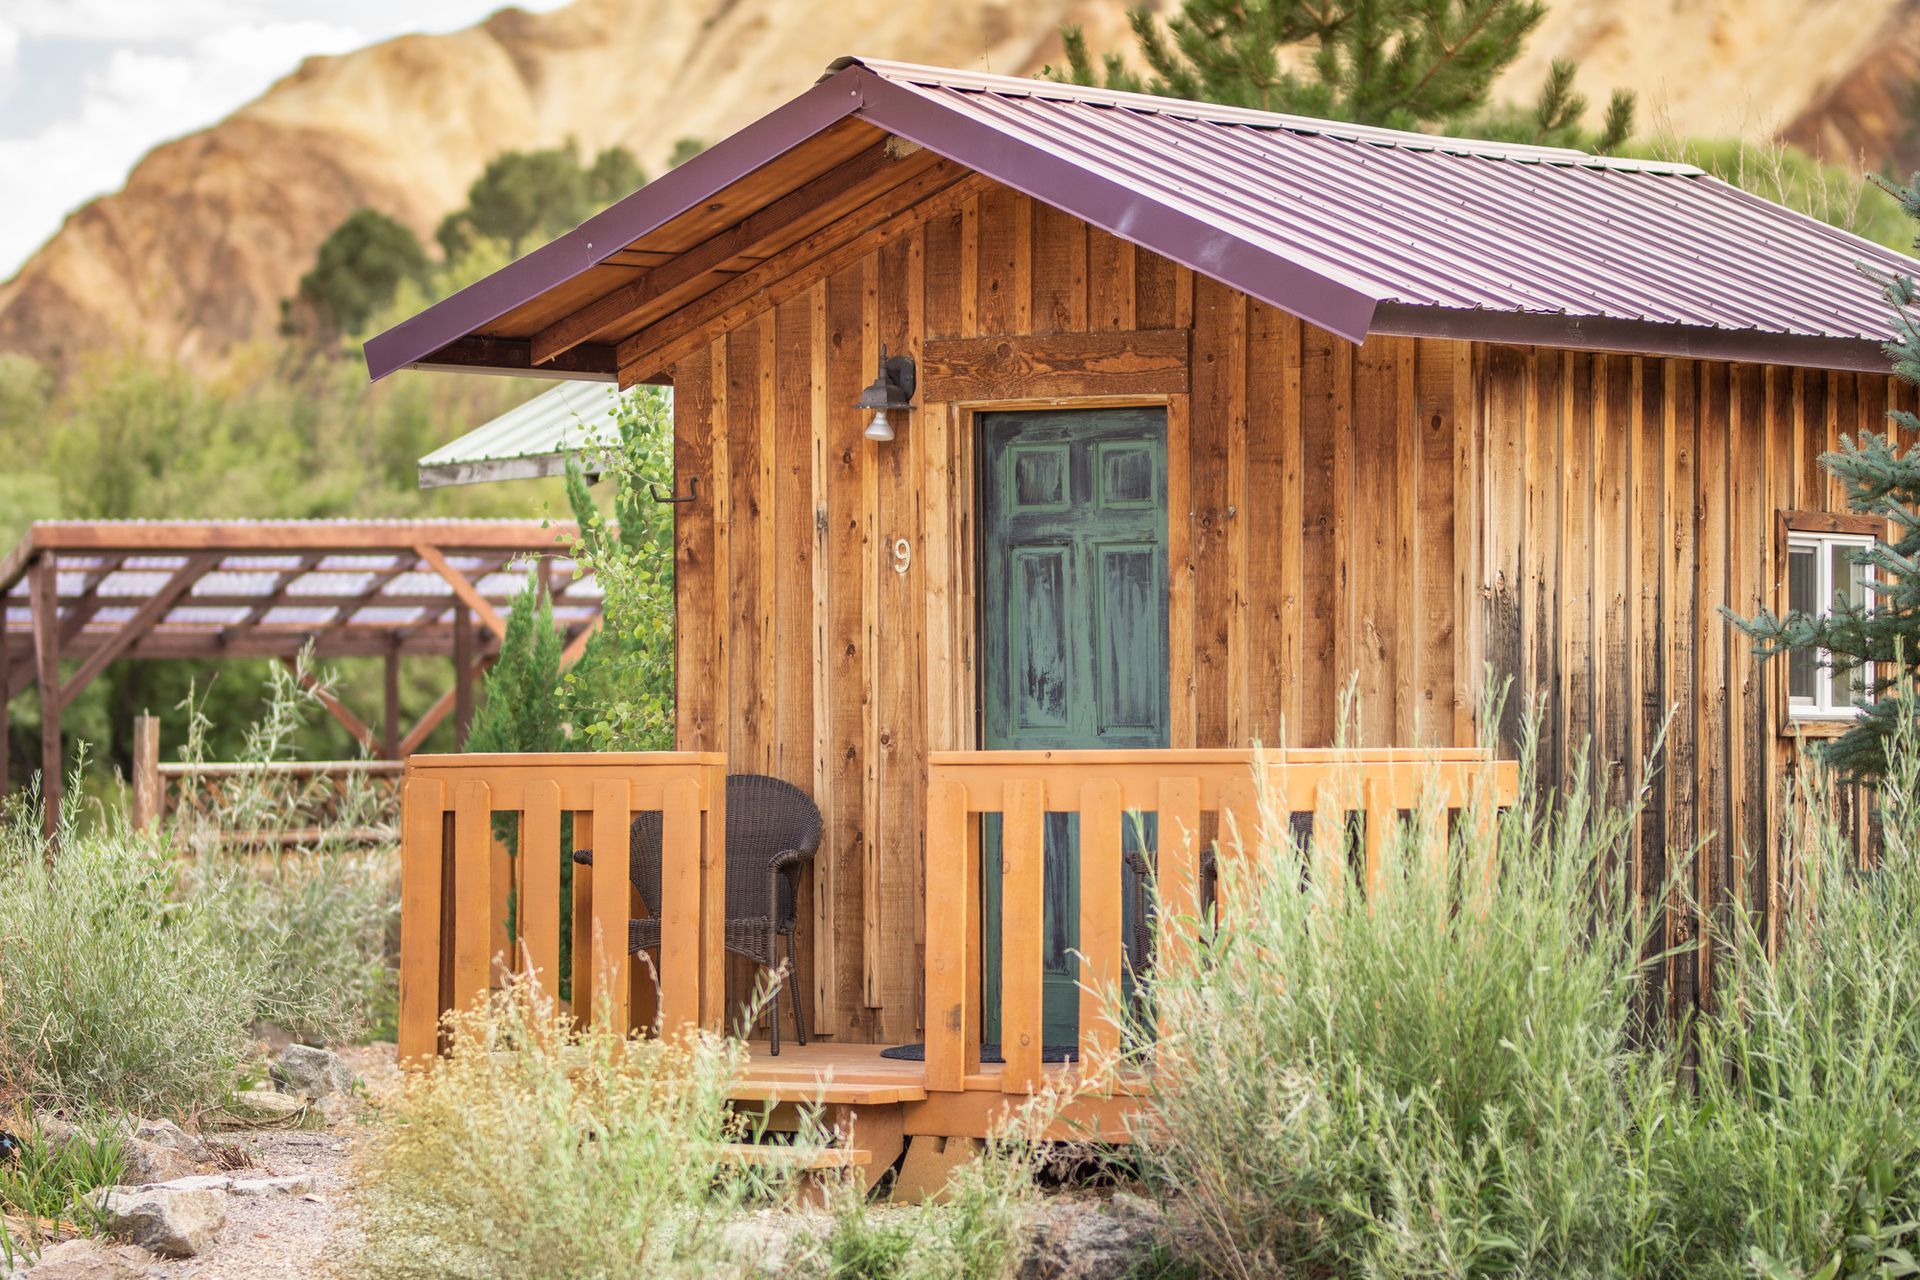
[1785,528,1874,719]
[1787,545,1816,702]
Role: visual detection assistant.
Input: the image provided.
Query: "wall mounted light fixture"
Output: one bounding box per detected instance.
[856,345,916,442]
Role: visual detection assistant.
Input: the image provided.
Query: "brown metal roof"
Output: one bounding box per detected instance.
[367,57,1919,383]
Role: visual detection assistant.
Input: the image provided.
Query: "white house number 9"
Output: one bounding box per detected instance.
[892,538,911,575]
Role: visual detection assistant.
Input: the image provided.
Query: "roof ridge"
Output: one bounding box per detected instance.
[833,55,1706,176]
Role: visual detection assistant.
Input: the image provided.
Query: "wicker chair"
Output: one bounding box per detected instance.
[572,773,822,1054]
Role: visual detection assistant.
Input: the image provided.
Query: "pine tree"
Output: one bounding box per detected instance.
[1730,175,1920,780]
[465,569,564,755]
[1050,0,1633,152]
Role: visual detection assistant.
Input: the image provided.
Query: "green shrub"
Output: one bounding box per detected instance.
[1671,706,1920,1274]
[1134,705,1673,1277]
[0,794,253,1118]
[0,1117,125,1268]
[173,658,399,1044]
[1137,690,1920,1277]
[349,979,813,1279]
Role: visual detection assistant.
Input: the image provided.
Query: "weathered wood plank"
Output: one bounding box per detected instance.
[920,330,1189,402]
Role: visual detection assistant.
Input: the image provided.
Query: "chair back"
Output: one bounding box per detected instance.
[624,774,822,926]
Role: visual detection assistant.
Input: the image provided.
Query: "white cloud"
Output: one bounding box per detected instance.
[0,1,571,281]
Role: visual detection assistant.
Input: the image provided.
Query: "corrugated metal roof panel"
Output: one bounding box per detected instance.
[365,56,1920,384]
[857,60,1909,345]
[418,382,629,489]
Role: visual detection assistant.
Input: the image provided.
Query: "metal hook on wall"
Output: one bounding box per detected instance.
[647,475,700,505]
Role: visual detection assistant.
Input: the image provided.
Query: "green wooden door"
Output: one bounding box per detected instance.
[979,407,1170,1048]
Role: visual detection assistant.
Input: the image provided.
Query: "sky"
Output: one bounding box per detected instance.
[0,0,570,281]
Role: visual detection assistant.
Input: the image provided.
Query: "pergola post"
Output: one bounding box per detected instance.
[453,602,474,749]
[131,713,162,830]
[0,600,11,799]
[383,644,402,760]
[29,555,60,838]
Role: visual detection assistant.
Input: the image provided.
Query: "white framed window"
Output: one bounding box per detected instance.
[1785,528,1875,720]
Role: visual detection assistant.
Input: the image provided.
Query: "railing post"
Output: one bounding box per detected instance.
[591,778,631,1034]
[398,776,446,1064]
[660,775,703,1037]
[1077,778,1123,1075]
[925,776,972,1092]
[130,714,161,831]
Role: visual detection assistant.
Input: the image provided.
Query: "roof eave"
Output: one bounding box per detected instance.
[363,72,870,382]
[1371,302,1894,374]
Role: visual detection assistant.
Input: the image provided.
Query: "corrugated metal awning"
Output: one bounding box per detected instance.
[418,382,630,488]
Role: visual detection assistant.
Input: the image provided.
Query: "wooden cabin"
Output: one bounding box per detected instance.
[369,59,1916,1161]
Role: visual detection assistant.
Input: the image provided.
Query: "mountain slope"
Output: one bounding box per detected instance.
[3,0,1914,375]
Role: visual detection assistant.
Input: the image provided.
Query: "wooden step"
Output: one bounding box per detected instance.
[728,1080,926,1106]
[716,1142,872,1170]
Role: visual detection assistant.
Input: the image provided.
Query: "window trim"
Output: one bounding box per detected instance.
[1778,513,1880,728]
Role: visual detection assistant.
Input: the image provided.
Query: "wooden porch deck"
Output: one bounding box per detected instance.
[397,746,1519,1154]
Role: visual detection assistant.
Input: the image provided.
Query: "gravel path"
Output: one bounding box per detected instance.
[15,1045,399,1280]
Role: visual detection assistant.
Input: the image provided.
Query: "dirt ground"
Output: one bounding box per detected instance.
[12,1045,400,1280]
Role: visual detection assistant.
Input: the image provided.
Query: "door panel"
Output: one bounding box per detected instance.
[980,407,1169,1047]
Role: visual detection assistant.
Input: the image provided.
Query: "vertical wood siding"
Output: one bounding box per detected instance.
[671,183,1474,1040]
[670,178,1884,1040]
[1476,346,1903,1025]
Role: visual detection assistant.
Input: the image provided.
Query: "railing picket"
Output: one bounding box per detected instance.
[1002,778,1046,1094]
[591,779,631,1033]
[1078,778,1124,1075]
[925,778,972,1092]
[1363,777,1391,900]
[1215,778,1259,924]
[660,776,702,1036]
[1310,779,1345,906]
[520,780,561,996]
[398,776,446,1064]
[451,779,493,1016]
[1156,775,1202,1049]
[698,768,727,1033]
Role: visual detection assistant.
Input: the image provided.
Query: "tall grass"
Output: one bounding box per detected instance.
[0,787,255,1117]
[173,657,398,1043]
[1137,693,1920,1277]
[350,978,816,1279]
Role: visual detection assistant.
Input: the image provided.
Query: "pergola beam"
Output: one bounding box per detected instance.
[399,655,496,756]
[59,554,216,707]
[282,657,380,756]
[414,543,507,641]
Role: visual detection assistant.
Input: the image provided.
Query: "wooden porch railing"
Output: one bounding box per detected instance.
[397,751,729,1063]
[923,748,1522,1095]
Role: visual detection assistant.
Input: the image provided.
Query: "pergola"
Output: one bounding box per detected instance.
[0,518,597,828]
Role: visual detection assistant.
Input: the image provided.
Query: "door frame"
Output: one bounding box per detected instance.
[960,395,1180,1045]
[920,391,1189,757]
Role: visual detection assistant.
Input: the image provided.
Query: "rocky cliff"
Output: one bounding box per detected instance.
[2,0,1913,374]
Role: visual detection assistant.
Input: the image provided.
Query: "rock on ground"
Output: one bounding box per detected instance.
[83,1188,226,1259]
[1018,1192,1164,1280]
[269,1046,357,1101]
[14,1238,158,1279]
[223,1089,307,1124]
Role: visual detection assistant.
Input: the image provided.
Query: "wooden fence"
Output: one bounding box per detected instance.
[396,751,729,1062]
[130,713,403,846]
[923,748,1522,1095]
